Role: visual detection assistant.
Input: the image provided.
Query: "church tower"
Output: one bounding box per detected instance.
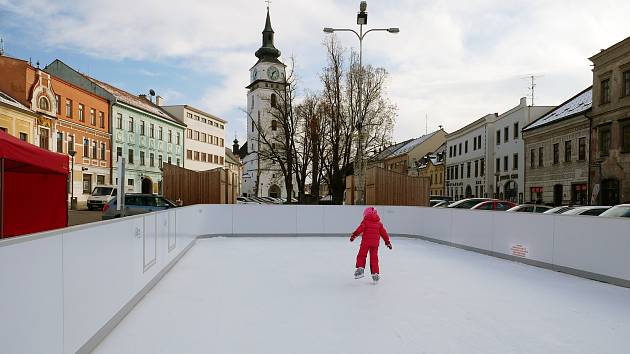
[242,7,289,199]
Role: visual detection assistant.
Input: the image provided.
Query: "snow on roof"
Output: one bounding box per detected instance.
[84,76,185,127]
[369,139,412,161]
[524,87,592,132]
[389,130,440,158]
[0,90,33,113]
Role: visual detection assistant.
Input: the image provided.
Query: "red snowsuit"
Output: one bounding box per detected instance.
[350,207,391,274]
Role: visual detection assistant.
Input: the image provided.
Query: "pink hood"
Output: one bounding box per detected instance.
[363,207,380,222]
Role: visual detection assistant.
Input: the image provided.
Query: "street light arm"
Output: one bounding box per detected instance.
[323,28,361,40]
[362,28,399,38]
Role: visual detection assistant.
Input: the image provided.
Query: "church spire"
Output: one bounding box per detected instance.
[255,7,281,61]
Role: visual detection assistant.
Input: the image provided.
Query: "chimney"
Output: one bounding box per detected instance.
[156,95,164,106]
[520,97,527,106]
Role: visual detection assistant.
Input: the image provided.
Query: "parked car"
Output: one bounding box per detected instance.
[599,204,630,218]
[543,206,575,214]
[560,206,611,216]
[87,185,117,211]
[506,204,553,213]
[472,200,517,211]
[430,199,450,207]
[102,194,176,220]
[446,198,492,209]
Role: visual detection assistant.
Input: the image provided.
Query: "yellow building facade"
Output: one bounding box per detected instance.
[417,159,445,196]
[0,91,38,144]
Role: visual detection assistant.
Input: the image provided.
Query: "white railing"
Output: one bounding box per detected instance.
[1,205,629,354]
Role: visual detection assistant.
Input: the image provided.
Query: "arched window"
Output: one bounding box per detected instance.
[271,93,277,108]
[271,120,278,131]
[39,96,50,111]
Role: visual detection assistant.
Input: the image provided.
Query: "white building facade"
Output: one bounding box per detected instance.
[161,105,226,171]
[492,98,554,203]
[445,114,497,200]
[242,8,293,199]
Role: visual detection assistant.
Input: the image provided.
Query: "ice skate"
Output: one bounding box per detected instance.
[354,267,365,279]
[372,273,380,282]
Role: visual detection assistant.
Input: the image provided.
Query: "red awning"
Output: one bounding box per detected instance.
[0,130,68,175]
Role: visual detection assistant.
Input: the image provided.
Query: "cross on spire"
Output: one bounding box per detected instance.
[265,0,271,9]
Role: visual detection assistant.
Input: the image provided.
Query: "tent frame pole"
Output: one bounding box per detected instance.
[1,158,4,239]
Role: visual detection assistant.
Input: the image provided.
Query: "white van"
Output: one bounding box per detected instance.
[87,185,117,211]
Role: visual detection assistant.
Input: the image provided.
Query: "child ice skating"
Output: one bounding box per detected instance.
[350,207,392,282]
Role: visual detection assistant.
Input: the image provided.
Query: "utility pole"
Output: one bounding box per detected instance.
[0,36,4,56]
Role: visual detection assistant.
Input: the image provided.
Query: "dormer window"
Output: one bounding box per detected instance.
[39,96,50,111]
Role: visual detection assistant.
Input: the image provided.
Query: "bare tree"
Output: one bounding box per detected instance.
[319,36,397,204]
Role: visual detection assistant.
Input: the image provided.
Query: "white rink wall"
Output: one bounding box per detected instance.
[1,205,629,354]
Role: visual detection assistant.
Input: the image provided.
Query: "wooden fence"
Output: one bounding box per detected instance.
[345,167,430,206]
[162,164,235,205]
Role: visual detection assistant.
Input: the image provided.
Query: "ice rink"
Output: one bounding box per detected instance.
[93,237,630,354]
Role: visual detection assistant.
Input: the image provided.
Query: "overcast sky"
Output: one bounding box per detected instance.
[1,0,629,143]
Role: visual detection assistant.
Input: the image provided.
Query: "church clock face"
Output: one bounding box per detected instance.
[268,66,280,80]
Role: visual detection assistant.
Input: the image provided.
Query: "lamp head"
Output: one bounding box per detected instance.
[388,28,400,33]
[69,150,76,157]
[323,27,334,33]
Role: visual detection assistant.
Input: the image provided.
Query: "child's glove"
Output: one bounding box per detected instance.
[350,235,356,242]
[386,242,392,250]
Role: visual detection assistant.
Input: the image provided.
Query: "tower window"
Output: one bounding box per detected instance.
[271,94,277,108]
[271,120,278,131]
[39,96,49,111]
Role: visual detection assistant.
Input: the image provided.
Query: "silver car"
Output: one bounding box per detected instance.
[102,194,176,220]
[560,206,611,216]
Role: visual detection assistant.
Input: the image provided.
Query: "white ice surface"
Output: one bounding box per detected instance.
[93,237,630,354]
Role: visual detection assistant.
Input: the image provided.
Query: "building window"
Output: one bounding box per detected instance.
[187,150,193,159]
[600,79,610,105]
[150,153,155,167]
[140,120,145,136]
[186,112,193,119]
[272,120,278,131]
[78,104,84,121]
[116,147,122,161]
[39,96,49,111]
[150,123,155,138]
[553,143,559,164]
[90,108,96,125]
[68,135,74,154]
[176,132,181,145]
[140,151,145,166]
[504,127,509,143]
[97,175,105,185]
[99,111,104,128]
[128,179,134,187]
[55,95,61,114]
[129,117,134,132]
[201,133,207,143]
[496,130,500,145]
[466,162,471,178]
[168,156,172,164]
[599,125,611,157]
[201,152,207,162]
[128,149,134,164]
[538,147,544,167]
[513,153,518,171]
[158,154,163,168]
[465,141,468,154]
[39,128,49,150]
[480,158,485,177]
[449,146,452,158]
[168,130,172,143]
[116,113,123,129]
[503,156,508,172]
[187,129,193,139]
[56,132,63,152]
[158,126,163,140]
[194,151,200,161]
[193,130,200,141]
[271,93,277,108]
[564,140,572,162]
[100,142,106,160]
[496,158,500,173]
[578,137,586,160]
[623,70,630,98]
[92,141,97,159]
[473,139,476,151]
[458,143,462,155]
[83,174,92,194]
[66,99,72,118]
[530,149,535,168]
[18,132,27,142]
[513,122,519,139]
[83,138,89,157]
[220,138,224,147]
[622,122,630,153]
[177,158,180,167]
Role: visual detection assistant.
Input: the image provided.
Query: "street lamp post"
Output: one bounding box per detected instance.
[324,1,399,205]
[69,150,76,210]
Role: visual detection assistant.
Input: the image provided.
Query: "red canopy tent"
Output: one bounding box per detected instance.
[0,130,69,238]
